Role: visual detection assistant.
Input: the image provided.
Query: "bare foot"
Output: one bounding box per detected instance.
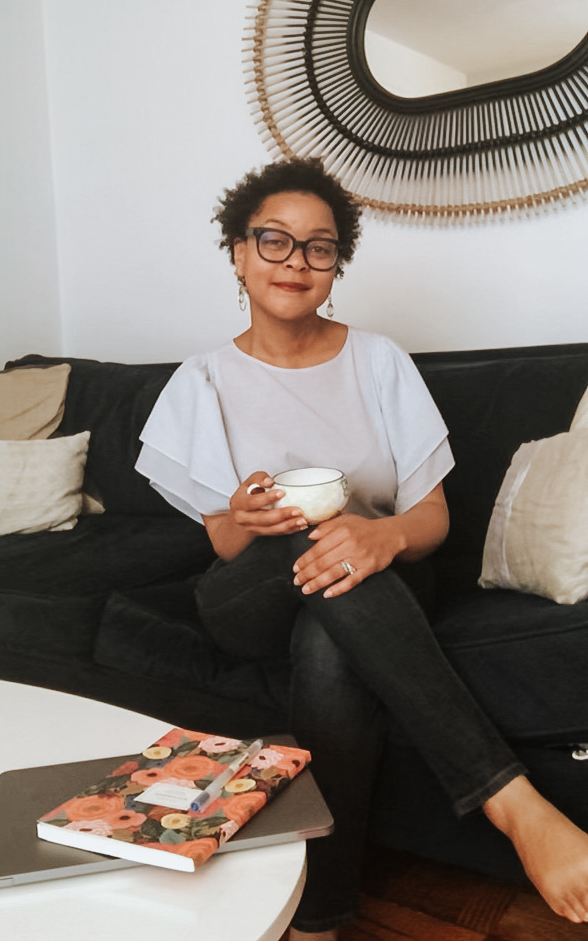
[484,775,588,923]
[289,928,338,941]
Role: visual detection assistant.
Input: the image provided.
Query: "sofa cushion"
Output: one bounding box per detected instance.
[93,581,290,716]
[414,344,588,596]
[434,587,588,743]
[0,590,105,661]
[0,513,215,596]
[5,355,182,516]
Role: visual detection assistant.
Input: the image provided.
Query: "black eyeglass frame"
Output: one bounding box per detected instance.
[245,227,340,271]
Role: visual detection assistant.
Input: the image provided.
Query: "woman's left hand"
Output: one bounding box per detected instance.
[292,514,406,598]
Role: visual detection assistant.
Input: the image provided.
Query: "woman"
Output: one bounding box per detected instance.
[137,158,588,938]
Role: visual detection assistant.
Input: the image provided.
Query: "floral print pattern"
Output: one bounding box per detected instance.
[142,746,172,761]
[199,736,242,754]
[64,819,113,837]
[164,755,219,781]
[40,729,311,869]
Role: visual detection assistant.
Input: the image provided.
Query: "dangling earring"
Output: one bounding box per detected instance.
[326,293,334,318]
[238,276,248,311]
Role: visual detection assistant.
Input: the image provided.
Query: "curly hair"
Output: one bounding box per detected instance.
[212,158,362,277]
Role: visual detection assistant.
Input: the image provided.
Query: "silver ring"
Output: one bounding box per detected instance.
[341,560,356,576]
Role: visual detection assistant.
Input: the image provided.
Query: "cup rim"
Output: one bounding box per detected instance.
[273,467,345,487]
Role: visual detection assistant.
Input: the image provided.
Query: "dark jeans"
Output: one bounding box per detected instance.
[195,531,525,932]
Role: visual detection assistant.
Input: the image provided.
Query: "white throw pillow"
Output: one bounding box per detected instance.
[479,387,588,604]
[0,432,91,536]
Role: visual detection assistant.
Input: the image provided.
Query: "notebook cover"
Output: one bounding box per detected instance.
[37,729,311,872]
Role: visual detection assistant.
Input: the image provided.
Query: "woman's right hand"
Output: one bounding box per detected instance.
[204,472,309,560]
[228,472,309,536]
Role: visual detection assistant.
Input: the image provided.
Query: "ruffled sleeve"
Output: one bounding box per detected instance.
[135,356,239,524]
[360,332,454,513]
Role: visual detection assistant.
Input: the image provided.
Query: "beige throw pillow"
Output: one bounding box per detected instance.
[480,387,588,604]
[0,431,90,536]
[0,363,71,440]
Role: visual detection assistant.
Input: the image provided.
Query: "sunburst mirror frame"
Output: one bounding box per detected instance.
[244,0,588,224]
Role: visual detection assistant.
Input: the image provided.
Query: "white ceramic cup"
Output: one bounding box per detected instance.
[248,467,349,524]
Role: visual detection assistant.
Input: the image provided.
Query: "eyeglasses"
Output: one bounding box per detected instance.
[245,227,339,271]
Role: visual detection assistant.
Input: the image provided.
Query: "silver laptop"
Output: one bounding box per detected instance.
[0,735,333,888]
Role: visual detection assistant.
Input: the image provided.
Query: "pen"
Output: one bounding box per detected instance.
[190,739,264,812]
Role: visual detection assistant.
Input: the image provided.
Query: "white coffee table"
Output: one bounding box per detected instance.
[0,680,306,941]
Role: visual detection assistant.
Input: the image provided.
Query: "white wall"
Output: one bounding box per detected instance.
[341,200,588,352]
[42,0,269,362]
[2,0,587,364]
[467,56,568,88]
[365,28,466,98]
[0,0,61,364]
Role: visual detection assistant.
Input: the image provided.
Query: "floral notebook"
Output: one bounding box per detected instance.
[37,728,311,872]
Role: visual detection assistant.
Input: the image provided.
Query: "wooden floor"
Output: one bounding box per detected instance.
[285,843,588,940]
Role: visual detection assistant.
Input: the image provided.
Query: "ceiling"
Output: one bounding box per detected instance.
[367,0,588,84]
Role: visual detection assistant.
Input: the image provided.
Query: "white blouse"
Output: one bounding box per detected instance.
[136,328,454,524]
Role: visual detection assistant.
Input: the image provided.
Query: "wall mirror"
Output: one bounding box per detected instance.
[245,0,588,224]
[366,1,588,98]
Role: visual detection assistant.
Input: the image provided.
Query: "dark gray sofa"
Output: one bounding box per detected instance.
[3,343,588,881]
